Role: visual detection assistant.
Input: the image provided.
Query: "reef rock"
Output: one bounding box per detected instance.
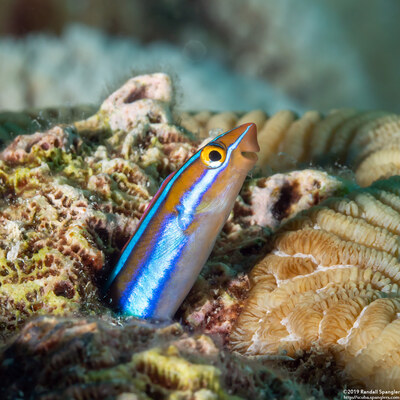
[0,316,317,400]
[0,73,197,334]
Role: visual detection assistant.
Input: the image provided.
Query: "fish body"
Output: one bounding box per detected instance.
[105,123,259,319]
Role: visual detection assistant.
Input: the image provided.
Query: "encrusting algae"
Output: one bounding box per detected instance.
[3,72,400,397]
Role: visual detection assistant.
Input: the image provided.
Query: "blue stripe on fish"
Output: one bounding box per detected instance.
[118,165,228,316]
[105,152,201,287]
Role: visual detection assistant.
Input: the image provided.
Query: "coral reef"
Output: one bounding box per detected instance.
[254,108,400,187]
[0,316,320,400]
[231,176,400,389]
[191,0,379,111]
[3,71,400,396]
[0,73,199,334]
[0,73,347,338]
[179,169,346,340]
[0,105,95,145]
[203,0,400,111]
[6,2,400,112]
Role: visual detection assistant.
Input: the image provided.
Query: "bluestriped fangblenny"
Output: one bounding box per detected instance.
[105,123,259,319]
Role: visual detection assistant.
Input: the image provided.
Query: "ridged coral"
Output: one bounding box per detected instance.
[9,104,400,191]
[181,109,400,186]
[179,169,346,340]
[231,176,400,389]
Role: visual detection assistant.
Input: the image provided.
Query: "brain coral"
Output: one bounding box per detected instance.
[181,108,400,186]
[231,176,400,390]
[0,73,349,339]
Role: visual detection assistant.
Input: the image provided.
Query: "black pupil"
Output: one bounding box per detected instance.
[209,150,222,162]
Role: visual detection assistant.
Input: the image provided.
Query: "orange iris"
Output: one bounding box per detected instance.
[200,143,227,168]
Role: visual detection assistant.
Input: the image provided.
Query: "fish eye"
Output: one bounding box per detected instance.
[209,150,222,161]
[200,143,226,168]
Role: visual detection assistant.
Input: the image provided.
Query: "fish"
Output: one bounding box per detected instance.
[105,123,259,319]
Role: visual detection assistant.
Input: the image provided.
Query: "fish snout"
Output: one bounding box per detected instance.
[236,123,260,165]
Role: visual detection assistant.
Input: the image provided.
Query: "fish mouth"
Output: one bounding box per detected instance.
[214,122,260,166]
[237,123,260,164]
[241,151,258,162]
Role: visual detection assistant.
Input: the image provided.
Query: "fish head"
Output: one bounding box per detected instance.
[181,123,259,217]
[199,122,259,174]
[165,122,260,221]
